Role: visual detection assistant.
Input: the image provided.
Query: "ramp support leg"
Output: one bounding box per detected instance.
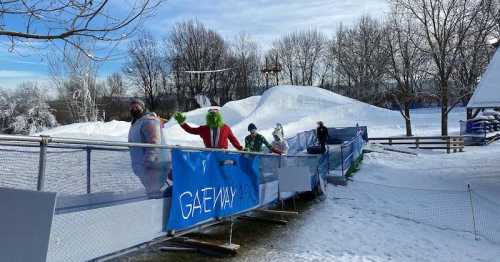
[37,136,49,191]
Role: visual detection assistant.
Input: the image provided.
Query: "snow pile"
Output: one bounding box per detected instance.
[163,85,405,147]
[40,120,130,141]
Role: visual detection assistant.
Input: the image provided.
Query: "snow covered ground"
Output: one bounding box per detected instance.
[34,85,500,261]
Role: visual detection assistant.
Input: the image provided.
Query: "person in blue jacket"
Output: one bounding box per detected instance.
[127,98,169,195]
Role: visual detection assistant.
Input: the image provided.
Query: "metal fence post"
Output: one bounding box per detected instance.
[37,136,49,191]
[278,155,283,208]
[86,147,92,194]
[340,144,344,177]
[467,184,479,240]
[326,148,330,174]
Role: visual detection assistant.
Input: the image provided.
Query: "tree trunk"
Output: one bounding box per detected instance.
[404,103,412,136]
[441,80,449,136]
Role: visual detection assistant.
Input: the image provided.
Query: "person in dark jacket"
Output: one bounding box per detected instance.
[316,121,329,153]
[128,98,168,195]
[244,123,272,152]
[174,108,243,150]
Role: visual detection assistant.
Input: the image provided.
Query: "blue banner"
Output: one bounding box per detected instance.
[167,149,260,231]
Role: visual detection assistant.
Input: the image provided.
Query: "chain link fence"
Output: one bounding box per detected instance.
[0,143,41,190]
[333,180,500,245]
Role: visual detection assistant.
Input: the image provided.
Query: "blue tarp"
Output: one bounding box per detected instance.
[167,149,260,231]
[287,126,368,154]
[287,126,367,177]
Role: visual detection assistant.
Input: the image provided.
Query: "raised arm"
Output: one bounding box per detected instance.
[174,112,202,135]
[180,123,202,135]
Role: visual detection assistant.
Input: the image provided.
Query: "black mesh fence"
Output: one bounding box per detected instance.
[333,180,500,245]
[471,190,500,244]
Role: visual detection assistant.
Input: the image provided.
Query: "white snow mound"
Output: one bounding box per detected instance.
[164,85,403,146]
[39,120,131,141]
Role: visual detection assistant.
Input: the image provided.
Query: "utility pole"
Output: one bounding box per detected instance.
[261,56,282,89]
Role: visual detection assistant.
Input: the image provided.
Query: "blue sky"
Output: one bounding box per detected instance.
[0,0,388,90]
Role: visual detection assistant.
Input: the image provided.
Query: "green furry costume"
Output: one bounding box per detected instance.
[206,111,224,128]
[174,111,224,128]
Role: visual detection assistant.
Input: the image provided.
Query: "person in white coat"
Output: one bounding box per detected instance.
[127,98,168,196]
[271,123,288,155]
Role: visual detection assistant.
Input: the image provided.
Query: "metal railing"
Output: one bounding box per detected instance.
[0,134,317,193]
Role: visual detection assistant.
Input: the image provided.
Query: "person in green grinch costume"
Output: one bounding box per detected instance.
[174,108,243,150]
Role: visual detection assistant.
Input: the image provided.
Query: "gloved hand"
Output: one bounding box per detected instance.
[271,147,283,155]
[173,112,186,124]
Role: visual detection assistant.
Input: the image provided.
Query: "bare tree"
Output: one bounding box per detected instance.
[272,35,296,85]
[296,29,326,86]
[490,0,500,37]
[391,0,492,135]
[271,29,326,86]
[166,20,227,109]
[106,72,127,98]
[334,16,389,104]
[451,0,496,106]
[231,33,262,99]
[125,31,168,112]
[318,39,336,89]
[49,41,103,122]
[0,0,164,59]
[99,72,128,121]
[384,10,428,136]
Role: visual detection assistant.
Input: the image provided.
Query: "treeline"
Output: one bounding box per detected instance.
[125,21,263,113]
[268,0,499,136]
[1,0,499,135]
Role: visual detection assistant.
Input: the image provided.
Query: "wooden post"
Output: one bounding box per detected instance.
[446,137,451,154]
[388,138,392,146]
[415,138,420,149]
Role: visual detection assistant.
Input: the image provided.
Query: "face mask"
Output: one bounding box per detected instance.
[206,111,223,128]
[250,129,257,134]
[130,108,143,119]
